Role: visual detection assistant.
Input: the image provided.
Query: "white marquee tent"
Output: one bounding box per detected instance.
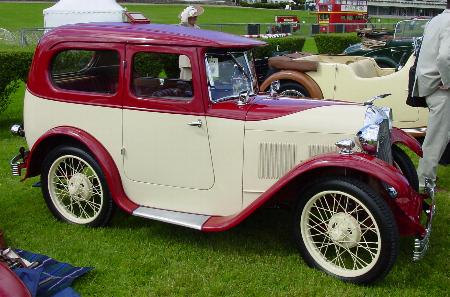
[43,0,126,28]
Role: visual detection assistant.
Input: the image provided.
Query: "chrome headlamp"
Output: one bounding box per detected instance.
[357,105,393,154]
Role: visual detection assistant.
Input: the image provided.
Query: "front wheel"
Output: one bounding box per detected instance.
[293,177,399,284]
[41,145,114,227]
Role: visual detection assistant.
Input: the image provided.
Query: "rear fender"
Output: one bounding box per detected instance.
[202,152,424,236]
[259,70,324,99]
[25,126,138,213]
[391,127,423,157]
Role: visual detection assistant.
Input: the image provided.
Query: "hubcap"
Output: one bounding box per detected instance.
[327,213,362,249]
[48,155,103,224]
[68,173,93,201]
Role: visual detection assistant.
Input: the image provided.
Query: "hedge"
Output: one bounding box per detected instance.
[253,36,306,59]
[314,34,361,55]
[0,50,34,114]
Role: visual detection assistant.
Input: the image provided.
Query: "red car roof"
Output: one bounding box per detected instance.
[40,23,266,48]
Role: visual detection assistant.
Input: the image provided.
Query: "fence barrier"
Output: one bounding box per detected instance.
[0,22,415,47]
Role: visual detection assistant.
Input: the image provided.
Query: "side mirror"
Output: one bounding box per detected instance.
[270,80,280,98]
[364,93,391,106]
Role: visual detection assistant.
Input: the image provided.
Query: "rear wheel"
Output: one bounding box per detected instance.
[41,146,114,227]
[279,81,310,98]
[293,177,398,284]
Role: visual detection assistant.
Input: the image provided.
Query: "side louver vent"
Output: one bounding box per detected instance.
[258,143,297,179]
[308,144,338,158]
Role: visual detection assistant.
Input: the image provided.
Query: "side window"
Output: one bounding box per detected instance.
[131,52,194,101]
[51,49,120,94]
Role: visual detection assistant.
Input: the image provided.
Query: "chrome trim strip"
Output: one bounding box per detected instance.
[402,127,427,137]
[10,154,24,176]
[132,207,211,230]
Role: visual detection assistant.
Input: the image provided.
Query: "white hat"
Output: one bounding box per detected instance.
[179,5,204,23]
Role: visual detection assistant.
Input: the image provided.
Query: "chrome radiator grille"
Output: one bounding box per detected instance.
[377,119,393,165]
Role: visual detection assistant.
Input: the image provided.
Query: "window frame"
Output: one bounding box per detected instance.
[41,42,124,108]
[50,48,121,95]
[124,45,205,115]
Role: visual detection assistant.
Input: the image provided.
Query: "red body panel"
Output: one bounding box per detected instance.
[204,95,346,121]
[391,127,423,158]
[26,127,139,214]
[202,152,424,236]
[0,263,31,297]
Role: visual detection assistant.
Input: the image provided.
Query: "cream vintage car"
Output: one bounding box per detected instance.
[10,23,435,284]
[260,52,428,138]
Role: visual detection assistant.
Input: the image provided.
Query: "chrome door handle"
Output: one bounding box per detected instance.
[187,119,202,128]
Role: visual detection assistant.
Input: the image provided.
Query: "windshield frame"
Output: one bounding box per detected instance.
[205,50,258,104]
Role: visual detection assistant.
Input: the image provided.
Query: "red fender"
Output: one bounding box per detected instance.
[25,126,139,214]
[202,152,424,236]
[391,127,423,158]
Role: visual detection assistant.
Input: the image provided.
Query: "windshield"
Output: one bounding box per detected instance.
[205,51,257,103]
[394,19,429,39]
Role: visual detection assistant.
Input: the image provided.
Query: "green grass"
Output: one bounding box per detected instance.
[0,2,317,31]
[0,84,449,296]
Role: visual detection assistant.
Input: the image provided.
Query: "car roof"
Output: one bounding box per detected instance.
[41,23,266,48]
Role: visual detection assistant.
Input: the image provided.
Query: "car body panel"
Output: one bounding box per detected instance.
[16,23,429,239]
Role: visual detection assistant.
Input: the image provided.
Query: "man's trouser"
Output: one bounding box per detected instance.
[417,89,450,189]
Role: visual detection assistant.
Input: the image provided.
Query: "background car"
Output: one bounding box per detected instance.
[344,19,429,68]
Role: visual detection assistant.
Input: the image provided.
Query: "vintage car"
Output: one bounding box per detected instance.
[260,53,429,136]
[10,23,434,284]
[344,19,429,68]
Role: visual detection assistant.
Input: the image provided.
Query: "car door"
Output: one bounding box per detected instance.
[122,45,214,190]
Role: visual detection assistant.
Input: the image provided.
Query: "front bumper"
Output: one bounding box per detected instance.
[10,148,28,177]
[413,181,436,261]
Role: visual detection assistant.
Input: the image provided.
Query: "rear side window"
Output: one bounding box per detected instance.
[131,52,194,101]
[51,49,120,94]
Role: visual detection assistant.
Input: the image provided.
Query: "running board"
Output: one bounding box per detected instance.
[132,206,211,230]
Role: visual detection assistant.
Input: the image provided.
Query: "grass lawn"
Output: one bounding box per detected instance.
[0,82,449,296]
[0,2,318,30]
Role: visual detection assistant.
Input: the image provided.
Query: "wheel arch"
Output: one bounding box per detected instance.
[25,126,139,213]
[391,127,423,158]
[202,153,424,236]
[259,70,324,99]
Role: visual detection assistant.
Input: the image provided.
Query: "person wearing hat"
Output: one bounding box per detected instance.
[179,5,204,28]
[178,5,204,80]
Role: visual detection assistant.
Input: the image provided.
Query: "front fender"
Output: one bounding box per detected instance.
[391,127,423,157]
[202,152,424,236]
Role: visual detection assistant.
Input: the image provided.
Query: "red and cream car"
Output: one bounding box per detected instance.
[10,23,435,284]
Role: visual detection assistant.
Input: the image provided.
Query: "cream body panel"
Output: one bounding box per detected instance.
[122,116,245,216]
[245,104,365,134]
[307,55,428,128]
[23,91,123,169]
[122,110,214,190]
[243,105,365,207]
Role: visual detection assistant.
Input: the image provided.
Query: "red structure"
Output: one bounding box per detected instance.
[313,0,368,33]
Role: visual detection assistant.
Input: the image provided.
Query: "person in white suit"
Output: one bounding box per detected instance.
[413,1,450,190]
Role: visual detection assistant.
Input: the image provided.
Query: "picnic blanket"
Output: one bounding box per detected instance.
[13,249,92,297]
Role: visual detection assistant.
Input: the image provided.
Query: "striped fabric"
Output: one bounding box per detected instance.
[14,249,92,297]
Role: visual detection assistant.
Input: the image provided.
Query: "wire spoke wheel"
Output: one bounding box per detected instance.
[280,89,307,98]
[48,154,104,224]
[301,190,381,277]
[293,178,398,284]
